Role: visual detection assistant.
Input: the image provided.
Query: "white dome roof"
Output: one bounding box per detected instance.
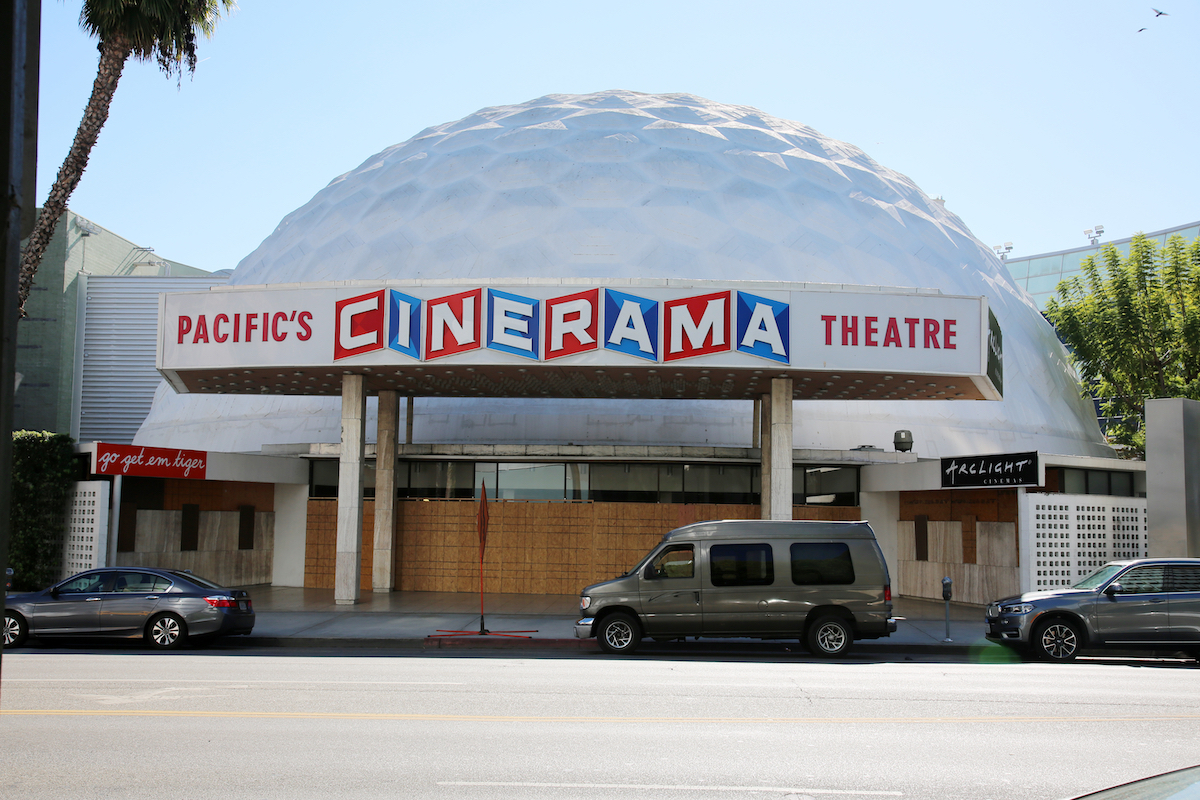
[137,90,1110,459]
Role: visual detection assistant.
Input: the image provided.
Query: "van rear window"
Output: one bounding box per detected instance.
[790,542,855,585]
[710,543,774,586]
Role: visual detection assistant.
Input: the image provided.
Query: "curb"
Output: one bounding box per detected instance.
[237,634,994,657]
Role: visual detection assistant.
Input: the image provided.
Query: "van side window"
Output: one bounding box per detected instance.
[646,545,694,579]
[709,543,774,587]
[790,542,856,585]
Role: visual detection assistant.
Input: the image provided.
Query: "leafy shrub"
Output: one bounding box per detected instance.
[9,431,76,591]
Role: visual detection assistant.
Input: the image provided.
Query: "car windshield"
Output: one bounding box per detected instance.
[1072,564,1125,590]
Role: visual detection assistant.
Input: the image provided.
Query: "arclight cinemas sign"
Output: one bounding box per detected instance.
[158,280,997,388]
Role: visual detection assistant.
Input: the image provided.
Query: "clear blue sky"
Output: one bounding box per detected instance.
[35,0,1200,273]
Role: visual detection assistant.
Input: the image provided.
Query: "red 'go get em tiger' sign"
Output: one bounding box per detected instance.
[95,443,207,479]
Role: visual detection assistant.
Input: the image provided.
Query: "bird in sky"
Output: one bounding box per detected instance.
[1138,26,1148,31]
[1152,7,1168,16]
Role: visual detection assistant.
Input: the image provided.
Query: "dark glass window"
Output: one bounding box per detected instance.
[1169,566,1200,593]
[310,460,338,498]
[645,545,694,579]
[115,572,171,593]
[566,463,589,501]
[496,463,566,500]
[1062,468,1087,494]
[709,543,774,587]
[1087,470,1110,495]
[1057,468,1138,498]
[658,464,683,503]
[310,459,387,499]
[373,460,858,506]
[171,571,225,590]
[790,542,856,585]
[590,463,658,503]
[57,571,111,593]
[1116,566,1165,594]
[407,461,474,499]
[802,467,857,506]
[683,464,753,504]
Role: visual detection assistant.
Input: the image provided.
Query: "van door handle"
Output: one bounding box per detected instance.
[694,591,700,604]
[145,596,159,600]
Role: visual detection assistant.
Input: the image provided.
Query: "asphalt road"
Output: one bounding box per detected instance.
[1,648,1197,800]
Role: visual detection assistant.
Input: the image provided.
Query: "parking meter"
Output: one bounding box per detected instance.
[941,576,953,642]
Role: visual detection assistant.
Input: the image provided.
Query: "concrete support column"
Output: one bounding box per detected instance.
[761,377,794,521]
[108,475,123,567]
[373,390,399,592]
[759,393,772,519]
[751,397,761,449]
[405,396,414,444]
[1147,398,1200,557]
[335,374,366,605]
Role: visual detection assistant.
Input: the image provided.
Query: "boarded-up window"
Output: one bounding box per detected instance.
[962,514,977,564]
[117,502,138,552]
[914,514,929,561]
[238,505,255,550]
[181,504,200,551]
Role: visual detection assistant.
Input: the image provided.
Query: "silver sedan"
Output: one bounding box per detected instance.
[4,567,254,649]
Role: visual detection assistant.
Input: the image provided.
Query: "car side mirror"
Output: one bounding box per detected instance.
[1104,583,1122,597]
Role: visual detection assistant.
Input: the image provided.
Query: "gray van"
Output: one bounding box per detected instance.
[574,519,897,656]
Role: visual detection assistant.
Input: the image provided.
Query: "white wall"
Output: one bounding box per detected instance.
[272,482,310,587]
[1019,491,1147,593]
[859,491,900,584]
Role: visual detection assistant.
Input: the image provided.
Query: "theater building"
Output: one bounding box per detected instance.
[65,91,1157,606]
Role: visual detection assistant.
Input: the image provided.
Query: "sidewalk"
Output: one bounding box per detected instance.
[239,585,1000,656]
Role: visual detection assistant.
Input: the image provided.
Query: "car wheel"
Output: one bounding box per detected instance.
[597,612,641,655]
[1033,618,1081,662]
[4,611,28,648]
[806,615,853,657]
[146,613,187,649]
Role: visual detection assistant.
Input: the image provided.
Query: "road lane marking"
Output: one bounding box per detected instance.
[2,679,463,685]
[440,782,902,796]
[3,710,1199,723]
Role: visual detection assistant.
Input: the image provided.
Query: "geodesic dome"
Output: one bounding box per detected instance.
[136,90,1109,459]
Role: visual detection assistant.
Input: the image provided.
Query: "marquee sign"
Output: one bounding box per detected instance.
[95,443,208,479]
[941,451,1040,488]
[157,280,1001,401]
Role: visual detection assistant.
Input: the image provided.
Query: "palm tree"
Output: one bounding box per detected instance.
[18,0,235,316]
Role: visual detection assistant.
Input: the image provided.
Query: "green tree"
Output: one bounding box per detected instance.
[1045,232,1200,457]
[9,431,78,591]
[18,0,235,316]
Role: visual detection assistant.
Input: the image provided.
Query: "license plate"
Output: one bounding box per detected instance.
[238,600,248,611]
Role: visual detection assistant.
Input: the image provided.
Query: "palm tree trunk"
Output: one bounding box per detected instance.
[17,32,131,316]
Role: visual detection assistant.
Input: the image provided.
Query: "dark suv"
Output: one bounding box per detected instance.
[986,558,1200,661]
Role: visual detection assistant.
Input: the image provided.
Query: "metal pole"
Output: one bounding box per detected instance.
[0,0,38,674]
[941,575,953,642]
